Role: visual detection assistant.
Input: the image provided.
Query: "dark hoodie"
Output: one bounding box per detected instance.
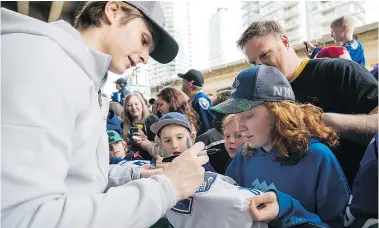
[196,115,231,174]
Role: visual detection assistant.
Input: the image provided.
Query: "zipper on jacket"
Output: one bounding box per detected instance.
[98,72,108,108]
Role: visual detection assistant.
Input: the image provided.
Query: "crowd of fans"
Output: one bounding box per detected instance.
[105,13,378,228]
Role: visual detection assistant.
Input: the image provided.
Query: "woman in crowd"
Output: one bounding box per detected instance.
[122,92,159,160]
[154,87,200,134]
[212,65,350,227]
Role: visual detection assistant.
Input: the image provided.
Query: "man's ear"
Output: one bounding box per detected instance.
[103,1,121,25]
[280,34,290,48]
[343,24,348,33]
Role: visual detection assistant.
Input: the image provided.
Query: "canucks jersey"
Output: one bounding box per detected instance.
[191,91,215,135]
[343,39,366,67]
[165,172,268,228]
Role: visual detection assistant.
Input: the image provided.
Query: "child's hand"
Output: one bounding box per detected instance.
[249,191,279,222]
[156,155,170,169]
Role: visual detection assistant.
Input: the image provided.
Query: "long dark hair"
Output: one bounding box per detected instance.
[157,87,201,132]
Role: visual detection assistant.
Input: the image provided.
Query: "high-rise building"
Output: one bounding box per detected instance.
[241,1,375,44]
[148,2,192,87]
[305,1,366,41]
[241,1,307,45]
[208,7,243,67]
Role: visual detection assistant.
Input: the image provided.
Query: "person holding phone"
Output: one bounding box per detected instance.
[303,41,321,59]
[122,92,159,160]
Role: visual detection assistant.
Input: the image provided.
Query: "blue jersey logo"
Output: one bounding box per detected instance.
[196,173,217,193]
[251,178,277,192]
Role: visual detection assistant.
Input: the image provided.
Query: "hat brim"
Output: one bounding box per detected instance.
[125,1,178,64]
[211,98,264,114]
[177,73,185,78]
[149,27,179,64]
[109,139,122,145]
[150,119,191,135]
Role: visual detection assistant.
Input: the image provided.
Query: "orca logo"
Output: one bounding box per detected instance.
[231,79,240,95]
[199,97,210,110]
[196,173,217,193]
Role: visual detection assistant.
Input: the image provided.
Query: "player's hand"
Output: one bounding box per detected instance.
[140,164,163,178]
[156,155,170,169]
[163,142,208,201]
[249,191,279,222]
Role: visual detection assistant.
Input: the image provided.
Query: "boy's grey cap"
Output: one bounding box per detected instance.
[126,1,179,64]
[150,112,192,136]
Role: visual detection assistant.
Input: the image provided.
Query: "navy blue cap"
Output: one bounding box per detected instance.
[150,112,192,136]
[211,65,295,114]
[114,78,128,86]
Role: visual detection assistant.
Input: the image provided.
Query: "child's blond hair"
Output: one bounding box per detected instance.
[222,114,238,132]
[330,15,356,37]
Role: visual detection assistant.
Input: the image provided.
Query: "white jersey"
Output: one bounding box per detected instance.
[165,172,268,228]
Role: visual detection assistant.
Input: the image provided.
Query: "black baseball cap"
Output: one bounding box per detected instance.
[126,1,179,64]
[177,69,204,87]
[211,65,295,114]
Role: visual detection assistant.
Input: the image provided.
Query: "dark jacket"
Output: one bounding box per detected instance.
[196,128,230,175]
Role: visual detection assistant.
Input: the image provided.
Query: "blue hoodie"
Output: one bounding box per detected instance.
[226,139,350,227]
[344,133,378,228]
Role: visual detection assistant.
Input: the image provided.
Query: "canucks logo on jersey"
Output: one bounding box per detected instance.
[118,160,150,166]
[198,97,210,110]
[171,173,218,215]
